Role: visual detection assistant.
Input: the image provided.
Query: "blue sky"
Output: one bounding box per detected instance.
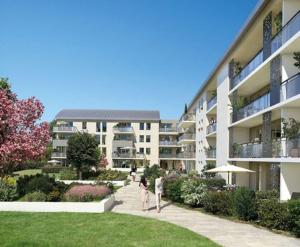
[1,0,259,121]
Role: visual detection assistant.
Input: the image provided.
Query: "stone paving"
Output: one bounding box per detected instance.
[111,181,300,247]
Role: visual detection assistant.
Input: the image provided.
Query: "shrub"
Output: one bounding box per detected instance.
[181,179,207,207]
[97,169,128,181]
[199,178,226,191]
[0,177,17,201]
[256,198,290,231]
[288,200,300,237]
[203,191,234,216]
[59,168,77,180]
[42,165,63,174]
[234,187,257,221]
[64,185,111,202]
[144,165,160,179]
[17,174,55,197]
[163,177,185,203]
[21,191,47,202]
[256,190,279,200]
[82,170,101,180]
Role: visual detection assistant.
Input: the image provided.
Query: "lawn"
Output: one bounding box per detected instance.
[12,169,59,180]
[0,212,219,247]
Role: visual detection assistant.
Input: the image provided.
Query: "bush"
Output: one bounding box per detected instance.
[234,187,257,221]
[163,177,185,203]
[203,191,234,216]
[256,198,290,231]
[0,177,17,201]
[59,168,77,180]
[42,165,63,174]
[21,191,47,202]
[82,170,101,180]
[144,165,160,179]
[288,200,300,237]
[64,185,111,202]
[97,169,128,181]
[181,179,207,207]
[256,190,279,200]
[17,174,55,197]
[199,178,226,191]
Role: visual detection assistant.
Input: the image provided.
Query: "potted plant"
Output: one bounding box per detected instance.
[274,11,282,34]
[293,52,300,70]
[282,118,300,157]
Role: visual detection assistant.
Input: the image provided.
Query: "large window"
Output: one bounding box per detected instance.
[146,135,151,143]
[139,147,144,154]
[146,123,151,130]
[146,148,151,155]
[102,122,107,132]
[82,121,87,130]
[140,123,145,130]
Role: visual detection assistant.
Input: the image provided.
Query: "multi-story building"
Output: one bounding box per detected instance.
[181,0,300,200]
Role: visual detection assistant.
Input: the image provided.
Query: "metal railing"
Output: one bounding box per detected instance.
[180,113,195,122]
[207,123,217,135]
[207,96,217,110]
[53,126,77,132]
[159,153,175,159]
[234,93,270,122]
[281,72,300,102]
[51,152,67,158]
[177,152,196,159]
[112,153,145,159]
[206,149,216,158]
[113,126,133,133]
[159,127,178,132]
[178,134,196,142]
[159,140,178,146]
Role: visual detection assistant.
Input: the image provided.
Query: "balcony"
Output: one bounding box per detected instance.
[206,149,216,159]
[53,126,77,132]
[178,134,196,144]
[207,123,217,135]
[159,127,178,133]
[51,152,67,159]
[177,152,196,159]
[233,93,270,123]
[159,153,176,159]
[281,72,300,102]
[113,126,134,134]
[178,114,196,129]
[207,96,217,111]
[112,153,145,159]
[231,11,300,90]
[52,139,68,147]
[159,140,179,146]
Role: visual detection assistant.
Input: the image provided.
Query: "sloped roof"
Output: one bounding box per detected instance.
[55,109,160,122]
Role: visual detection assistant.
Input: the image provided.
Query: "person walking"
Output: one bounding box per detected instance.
[139,175,149,211]
[155,173,164,213]
[130,166,137,182]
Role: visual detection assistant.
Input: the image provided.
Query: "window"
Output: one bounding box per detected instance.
[82,121,87,130]
[146,135,151,143]
[96,122,101,132]
[95,135,100,145]
[139,135,144,142]
[146,123,151,130]
[140,123,144,130]
[139,148,144,154]
[102,135,106,145]
[102,122,107,132]
[146,148,151,155]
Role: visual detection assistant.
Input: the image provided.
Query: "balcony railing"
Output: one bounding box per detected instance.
[112,153,145,159]
[178,134,196,142]
[281,72,300,101]
[159,127,178,133]
[231,11,300,90]
[177,152,196,159]
[207,96,217,110]
[159,140,178,146]
[180,113,195,122]
[52,139,68,147]
[51,152,67,158]
[113,126,133,133]
[206,149,216,158]
[234,93,270,122]
[207,123,217,135]
[53,126,77,132]
[159,153,175,159]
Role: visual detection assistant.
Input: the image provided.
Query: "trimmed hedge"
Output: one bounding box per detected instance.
[203,191,234,216]
[234,187,257,221]
[163,177,185,203]
[288,200,300,237]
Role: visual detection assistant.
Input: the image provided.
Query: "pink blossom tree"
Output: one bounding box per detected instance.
[0,79,50,175]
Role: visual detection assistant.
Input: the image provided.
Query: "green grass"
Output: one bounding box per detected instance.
[12,169,59,180]
[0,212,219,247]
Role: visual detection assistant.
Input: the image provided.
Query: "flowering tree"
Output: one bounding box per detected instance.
[0,78,50,175]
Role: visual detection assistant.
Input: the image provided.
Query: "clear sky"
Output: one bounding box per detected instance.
[1,0,259,121]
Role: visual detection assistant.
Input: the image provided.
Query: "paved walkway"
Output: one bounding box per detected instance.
[112,181,300,247]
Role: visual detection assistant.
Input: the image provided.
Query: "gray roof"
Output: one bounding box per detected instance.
[55,109,160,122]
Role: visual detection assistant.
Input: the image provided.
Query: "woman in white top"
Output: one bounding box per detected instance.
[155,176,164,213]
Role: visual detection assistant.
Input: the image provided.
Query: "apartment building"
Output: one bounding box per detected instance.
[180,0,300,200]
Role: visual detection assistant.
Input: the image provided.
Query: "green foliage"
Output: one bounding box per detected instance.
[181,179,207,207]
[234,187,257,221]
[42,165,63,174]
[293,52,300,69]
[163,177,185,203]
[288,200,300,237]
[255,190,279,200]
[281,118,300,140]
[143,165,161,179]
[203,191,234,216]
[67,132,100,179]
[0,177,17,201]
[97,169,128,181]
[201,163,216,178]
[274,11,282,33]
[199,178,226,190]
[256,199,290,231]
[21,191,47,202]
[59,168,77,180]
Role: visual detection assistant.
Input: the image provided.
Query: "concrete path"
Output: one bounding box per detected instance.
[111,181,300,247]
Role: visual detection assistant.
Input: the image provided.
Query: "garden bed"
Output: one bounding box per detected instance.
[0,194,115,213]
[57,179,127,186]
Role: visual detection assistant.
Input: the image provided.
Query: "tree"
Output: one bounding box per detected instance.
[0,78,50,176]
[184,103,188,114]
[66,132,100,179]
[201,163,216,179]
